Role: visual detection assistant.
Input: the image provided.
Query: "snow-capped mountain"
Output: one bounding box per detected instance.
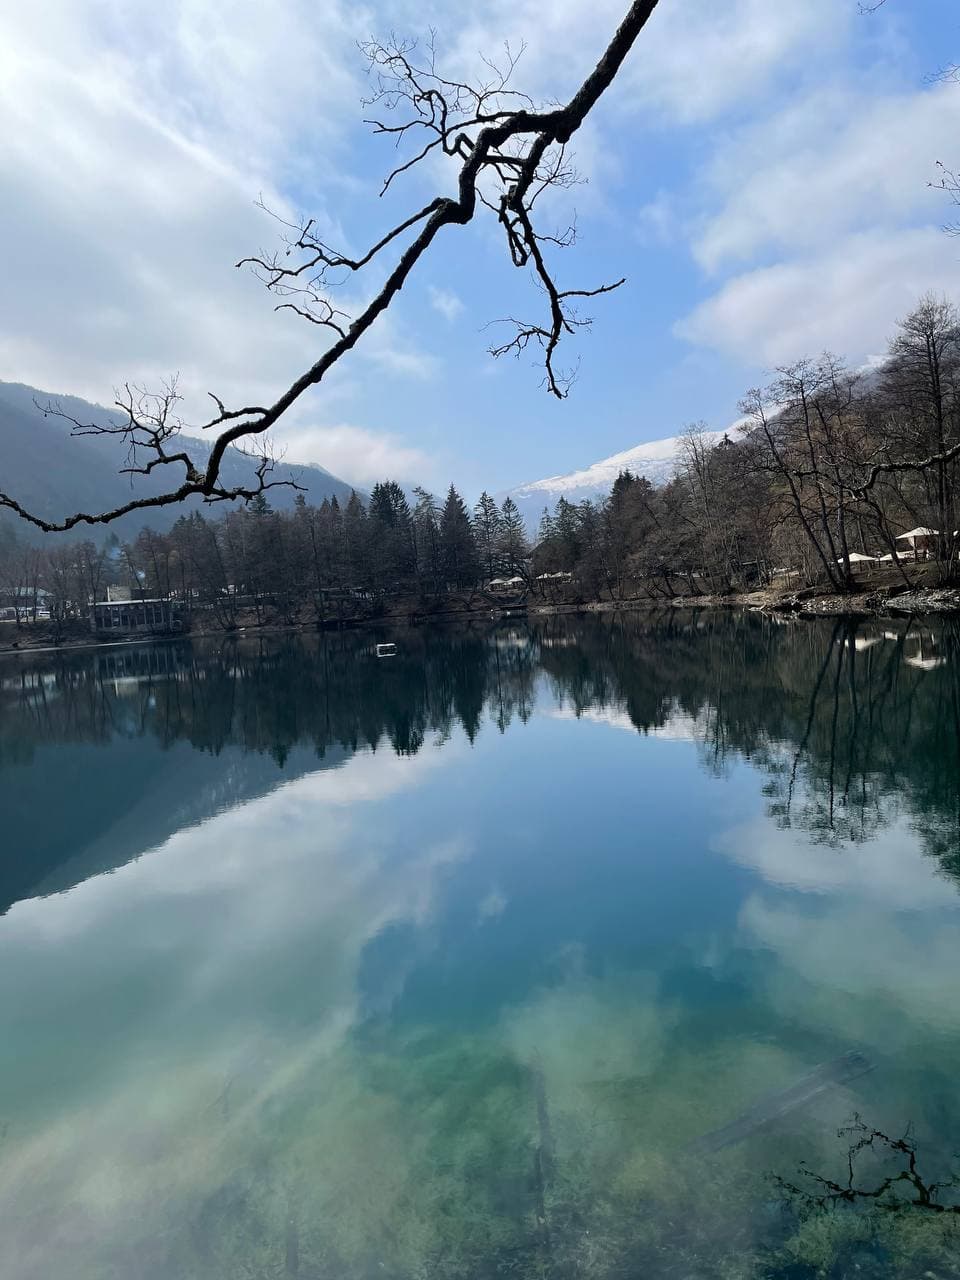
[500,431,726,530]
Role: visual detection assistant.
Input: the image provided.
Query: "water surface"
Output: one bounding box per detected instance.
[1,612,959,1278]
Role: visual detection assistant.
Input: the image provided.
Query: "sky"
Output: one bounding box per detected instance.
[1,0,959,499]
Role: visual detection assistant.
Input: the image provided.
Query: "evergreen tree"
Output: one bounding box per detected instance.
[552,497,581,571]
[412,487,442,591]
[369,480,415,587]
[497,496,529,576]
[342,490,369,589]
[473,491,502,580]
[537,506,557,544]
[440,485,479,588]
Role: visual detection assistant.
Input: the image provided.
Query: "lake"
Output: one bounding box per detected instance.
[1,611,959,1279]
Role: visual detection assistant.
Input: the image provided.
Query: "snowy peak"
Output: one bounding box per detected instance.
[501,431,726,529]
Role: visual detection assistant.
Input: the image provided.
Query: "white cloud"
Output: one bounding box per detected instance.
[618,0,850,124]
[694,80,959,272]
[676,227,960,367]
[279,421,435,487]
[428,286,465,322]
[442,0,844,125]
[635,191,678,246]
[0,0,434,439]
[673,64,960,370]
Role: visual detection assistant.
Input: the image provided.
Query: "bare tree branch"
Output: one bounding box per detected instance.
[1,2,660,532]
[932,160,960,236]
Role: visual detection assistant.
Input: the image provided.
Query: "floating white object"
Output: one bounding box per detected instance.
[376,643,397,658]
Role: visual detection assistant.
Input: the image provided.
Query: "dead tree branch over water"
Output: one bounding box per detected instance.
[1,2,660,533]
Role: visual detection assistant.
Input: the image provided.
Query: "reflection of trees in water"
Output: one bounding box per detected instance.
[0,626,541,768]
[777,1116,960,1218]
[770,1118,960,1280]
[535,610,960,881]
[2,612,959,873]
[3,618,960,1278]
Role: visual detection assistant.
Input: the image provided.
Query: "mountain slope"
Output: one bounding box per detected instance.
[0,381,358,540]
[501,431,727,530]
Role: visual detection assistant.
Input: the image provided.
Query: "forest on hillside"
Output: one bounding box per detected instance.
[1,294,958,628]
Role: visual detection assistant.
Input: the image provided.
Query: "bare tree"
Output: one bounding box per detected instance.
[1,3,661,534]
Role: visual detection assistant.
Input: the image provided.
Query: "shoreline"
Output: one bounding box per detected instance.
[1,583,958,657]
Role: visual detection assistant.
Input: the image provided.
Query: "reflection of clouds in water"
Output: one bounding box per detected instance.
[500,974,671,1091]
[715,814,958,910]
[738,895,960,1041]
[3,745,458,941]
[548,703,705,741]
[477,886,507,922]
[719,811,960,1065]
[0,744,468,1276]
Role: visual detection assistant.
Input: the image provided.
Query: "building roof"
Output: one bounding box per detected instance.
[92,598,174,607]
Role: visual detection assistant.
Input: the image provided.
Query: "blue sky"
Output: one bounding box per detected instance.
[1,0,958,498]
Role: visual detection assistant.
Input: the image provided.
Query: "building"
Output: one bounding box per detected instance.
[0,586,52,620]
[89,598,184,636]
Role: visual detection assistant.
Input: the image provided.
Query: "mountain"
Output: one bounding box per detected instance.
[0,381,358,541]
[500,431,727,530]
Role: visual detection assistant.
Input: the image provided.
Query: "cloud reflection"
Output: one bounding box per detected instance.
[0,743,468,1277]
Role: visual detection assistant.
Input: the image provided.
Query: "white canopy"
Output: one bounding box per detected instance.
[895,527,938,541]
[839,552,879,563]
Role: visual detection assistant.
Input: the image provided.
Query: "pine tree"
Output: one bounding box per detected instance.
[553,497,581,571]
[473,491,502,581]
[537,506,557,543]
[369,480,415,587]
[440,485,479,588]
[342,490,369,588]
[412,487,442,591]
[497,496,529,577]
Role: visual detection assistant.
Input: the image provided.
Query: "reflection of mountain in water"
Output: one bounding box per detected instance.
[2,612,958,913]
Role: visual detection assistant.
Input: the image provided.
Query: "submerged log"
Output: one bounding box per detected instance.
[686,1050,874,1155]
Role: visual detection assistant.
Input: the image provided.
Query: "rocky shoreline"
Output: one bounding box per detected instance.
[2,581,959,656]
[655,584,960,619]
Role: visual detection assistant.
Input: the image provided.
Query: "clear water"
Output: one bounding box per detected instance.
[1,612,959,1279]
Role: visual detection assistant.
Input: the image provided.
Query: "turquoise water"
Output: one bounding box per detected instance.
[1,612,959,1278]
